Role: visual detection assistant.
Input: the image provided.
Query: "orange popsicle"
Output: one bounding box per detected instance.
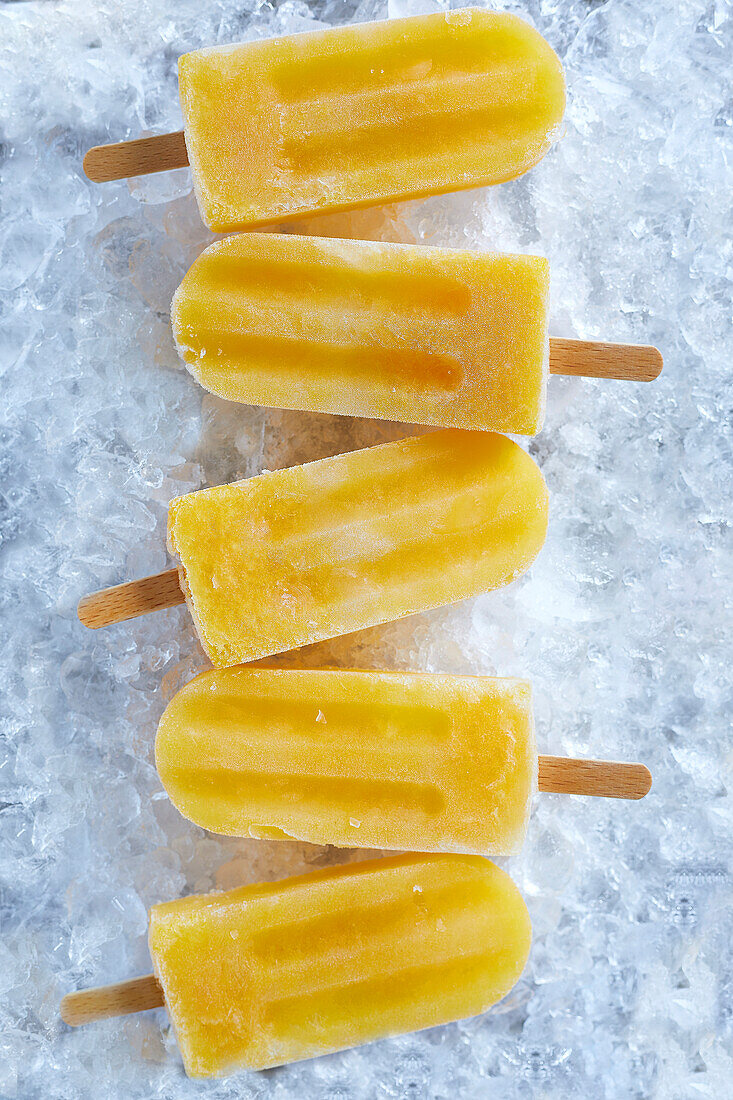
[172,233,550,434]
[178,8,565,231]
[148,854,531,1075]
[167,430,548,667]
[156,668,536,855]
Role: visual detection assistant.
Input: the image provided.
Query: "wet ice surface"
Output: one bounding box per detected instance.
[1,0,731,1094]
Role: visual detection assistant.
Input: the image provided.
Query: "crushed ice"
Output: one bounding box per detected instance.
[1,0,731,1095]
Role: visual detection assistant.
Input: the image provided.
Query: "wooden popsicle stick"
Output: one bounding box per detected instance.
[77,569,184,629]
[60,975,164,1026]
[83,132,188,182]
[549,338,662,381]
[538,756,651,799]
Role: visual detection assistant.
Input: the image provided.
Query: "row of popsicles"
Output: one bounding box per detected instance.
[79,2,661,664]
[65,7,659,1081]
[62,670,650,1076]
[75,424,649,1079]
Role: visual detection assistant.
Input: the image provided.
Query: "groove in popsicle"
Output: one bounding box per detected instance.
[166,768,445,819]
[189,255,472,317]
[214,436,530,546]
[279,65,544,138]
[280,97,550,175]
[263,947,510,1031]
[272,23,539,103]
[180,331,464,395]
[251,881,490,976]
[259,509,542,620]
[167,695,452,749]
[263,470,540,563]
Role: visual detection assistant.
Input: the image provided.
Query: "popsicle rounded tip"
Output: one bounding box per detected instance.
[77,592,101,629]
[82,145,106,182]
[59,991,84,1027]
[633,764,653,799]
[644,346,664,381]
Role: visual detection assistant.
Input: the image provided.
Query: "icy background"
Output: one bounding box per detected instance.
[1,0,731,1095]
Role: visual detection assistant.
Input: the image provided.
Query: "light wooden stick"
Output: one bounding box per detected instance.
[83,132,188,182]
[537,756,651,799]
[61,975,164,1026]
[59,755,649,1026]
[77,569,185,629]
[549,338,662,382]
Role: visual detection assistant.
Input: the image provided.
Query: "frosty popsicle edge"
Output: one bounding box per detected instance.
[83,8,566,231]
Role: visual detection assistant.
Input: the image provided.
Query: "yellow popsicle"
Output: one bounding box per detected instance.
[156,668,536,855]
[178,8,565,231]
[167,430,549,667]
[172,233,550,434]
[149,853,532,1076]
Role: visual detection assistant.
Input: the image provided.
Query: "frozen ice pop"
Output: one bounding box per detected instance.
[171,233,663,432]
[62,853,532,1076]
[166,430,548,667]
[78,431,548,648]
[156,667,652,855]
[158,668,535,854]
[173,233,550,434]
[83,9,566,231]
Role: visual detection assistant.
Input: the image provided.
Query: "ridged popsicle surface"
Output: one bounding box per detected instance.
[178,8,565,231]
[156,668,536,854]
[167,430,549,667]
[172,234,550,433]
[148,853,532,1075]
